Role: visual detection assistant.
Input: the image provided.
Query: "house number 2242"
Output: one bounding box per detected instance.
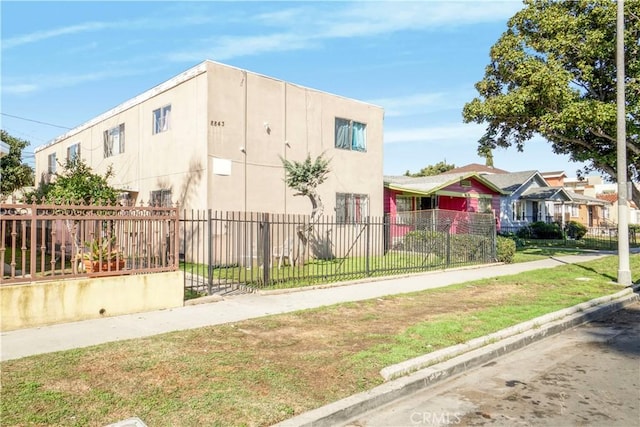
[211,121,225,127]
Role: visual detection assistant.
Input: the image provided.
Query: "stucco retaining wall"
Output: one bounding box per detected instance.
[1,271,184,331]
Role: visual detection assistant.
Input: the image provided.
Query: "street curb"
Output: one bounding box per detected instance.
[273,284,640,427]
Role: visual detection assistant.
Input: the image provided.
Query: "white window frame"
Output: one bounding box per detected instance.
[104,124,125,158]
[336,193,369,224]
[570,204,579,217]
[67,143,81,162]
[396,196,413,213]
[153,105,171,134]
[47,153,57,174]
[512,200,526,221]
[335,117,367,152]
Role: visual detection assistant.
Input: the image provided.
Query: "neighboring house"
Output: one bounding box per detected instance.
[596,193,640,226]
[383,173,504,217]
[562,191,610,228]
[482,170,573,229]
[34,60,384,219]
[541,172,612,228]
[383,173,505,247]
[540,170,567,187]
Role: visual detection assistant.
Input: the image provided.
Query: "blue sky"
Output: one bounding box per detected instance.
[1,0,590,176]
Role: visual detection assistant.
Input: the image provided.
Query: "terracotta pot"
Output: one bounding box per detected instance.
[83,259,126,273]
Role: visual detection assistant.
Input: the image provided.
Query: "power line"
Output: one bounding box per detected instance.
[1,113,72,130]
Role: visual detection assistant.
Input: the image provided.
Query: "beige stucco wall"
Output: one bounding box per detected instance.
[35,66,210,210]
[0,271,184,331]
[205,61,384,217]
[34,60,384,216]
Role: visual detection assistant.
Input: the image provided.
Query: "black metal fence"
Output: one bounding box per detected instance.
[180,209,497,295]
[499,224,638,250]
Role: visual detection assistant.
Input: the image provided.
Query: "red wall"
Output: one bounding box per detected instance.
[438,196,466,211]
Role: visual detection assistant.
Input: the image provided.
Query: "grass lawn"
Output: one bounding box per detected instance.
[512,247,586,263]
[2,254,638,427]
[182,249,487,294]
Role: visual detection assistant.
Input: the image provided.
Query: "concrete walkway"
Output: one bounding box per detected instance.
[0,251,624,362]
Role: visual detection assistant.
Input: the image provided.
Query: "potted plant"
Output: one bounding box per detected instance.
[81,236,125,273]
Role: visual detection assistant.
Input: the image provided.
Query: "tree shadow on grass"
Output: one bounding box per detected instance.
[549,255,617,282]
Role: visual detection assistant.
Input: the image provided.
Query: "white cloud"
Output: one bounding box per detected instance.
[2,13,217,50]
[2,1,524,94]
[319,1,522,38]
[2,83,39,95]
[167,33,314,63]
[369,89,476,117]
[164,1,523,62]
[2,67,157,95]
[384,123,486,144]
[2,22,111,49]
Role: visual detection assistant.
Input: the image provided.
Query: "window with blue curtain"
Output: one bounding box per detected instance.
[351,121,366,152]
[335,117,366,152]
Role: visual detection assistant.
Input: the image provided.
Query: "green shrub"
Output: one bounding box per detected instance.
[525,221,563,239]
[401,230,446,253]
[449,234,493,263]
[400,230,493,263]
[496,236,516,263]
[565,220,588,240]
[498,231,525,248]
[515,226,532,238]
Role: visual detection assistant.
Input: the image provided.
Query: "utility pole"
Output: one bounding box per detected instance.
[616,0,632,286]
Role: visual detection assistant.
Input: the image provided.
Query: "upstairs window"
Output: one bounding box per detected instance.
[48,153,57,174]
[67,143,81,162]
[336,193,369,224]
[153,105,171,134]
[104,124,125,158]
[335,118,366,152]
[150,189,172,207]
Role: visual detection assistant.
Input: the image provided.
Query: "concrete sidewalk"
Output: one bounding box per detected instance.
[0,251,621,362]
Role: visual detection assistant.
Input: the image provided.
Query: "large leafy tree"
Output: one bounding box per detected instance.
[404,161,455,177]
[30,157,119,204]
[0,130,34,198]
[463,0,640,182]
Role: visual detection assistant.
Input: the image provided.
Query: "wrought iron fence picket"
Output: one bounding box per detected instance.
[180,209,498,294]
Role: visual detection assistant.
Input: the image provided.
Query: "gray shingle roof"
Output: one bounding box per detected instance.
[383,175,456,193]
[566,191,610,205]
[521,187,571,201]
[482,170,538,193]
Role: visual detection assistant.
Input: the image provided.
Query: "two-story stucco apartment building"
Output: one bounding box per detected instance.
[34,60,384,220]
